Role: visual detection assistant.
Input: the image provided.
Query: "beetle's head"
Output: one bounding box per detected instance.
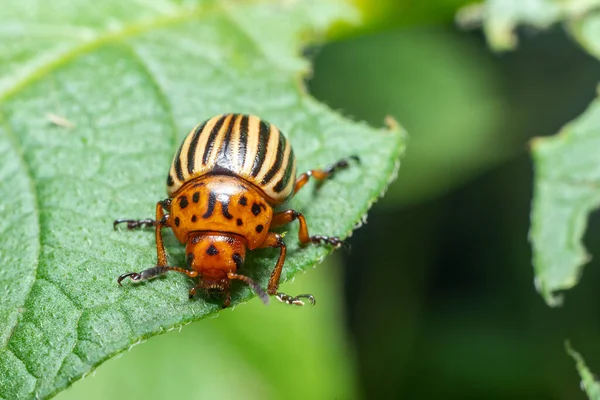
[186,232,268,307]
[199,269,230,294]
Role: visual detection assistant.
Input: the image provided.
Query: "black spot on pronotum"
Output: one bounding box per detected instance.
[191,215,197,222]
[206,245,219,256]
[174,217,180,227]
[179,196,188,209]
[192,192,200,203]
[239,196,247,206]
[252,203,261,216]
[236,218,243,226]
[203,191,217,218]
[255,224,264,233]
[232,253,243,269]
[187,253,194,266]
[221,197,234,219]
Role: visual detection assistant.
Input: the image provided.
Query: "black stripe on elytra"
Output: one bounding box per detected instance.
[186,121,208,175]
[261,132,286,185]
[274,147,294,192]
[166,174,174,187]
[238,115,249,166]
[217,114,237,166]
[202,191,217,218]
[174,141,185,181]
[221,196,234,219]
[251,120,271,177]
[202,115,228,165]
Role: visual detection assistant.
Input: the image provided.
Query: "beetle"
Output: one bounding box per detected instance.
[114,113,358,307]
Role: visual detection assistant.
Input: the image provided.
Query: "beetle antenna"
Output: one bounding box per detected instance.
[227,273,269,305]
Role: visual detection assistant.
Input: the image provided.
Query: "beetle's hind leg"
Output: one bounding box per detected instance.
[293,155,360,195]
[271,210,345,248]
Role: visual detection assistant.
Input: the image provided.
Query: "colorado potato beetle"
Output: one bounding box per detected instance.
[115,113,358,307]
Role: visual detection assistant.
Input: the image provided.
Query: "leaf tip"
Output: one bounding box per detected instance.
[534,276,564,307]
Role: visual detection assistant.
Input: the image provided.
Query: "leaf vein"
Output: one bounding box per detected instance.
[0,112,41,351]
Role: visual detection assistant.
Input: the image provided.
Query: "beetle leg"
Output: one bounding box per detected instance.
[116,199,190,285]
[271,210,345,248]
[259,232,315,306]
[293,155,360,195]
[227,272,269,305]
[118,266,198,286]
[276,293,316,306]
[113,199,172,230]
[113,218,156,230]
[153,200,171,267]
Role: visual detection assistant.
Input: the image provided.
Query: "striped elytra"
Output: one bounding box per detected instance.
[166,114,297,204]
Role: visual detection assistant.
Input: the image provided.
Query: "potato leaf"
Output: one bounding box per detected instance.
[0,0,405,398]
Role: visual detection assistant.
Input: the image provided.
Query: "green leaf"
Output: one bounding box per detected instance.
[528,9,600,306]
[0,1,404,398]
[529,95,600,306]
[457,0,600,51]
[566,342,600,400]
[56,261,357,400]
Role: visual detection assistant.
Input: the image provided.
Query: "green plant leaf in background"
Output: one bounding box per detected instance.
[471,0,600,307]
[529,97,600,306]
[0,0,404,398]
[468,2,600,398]
[457,0,600,51]
[310,27,507,206]
[566,342,600,400]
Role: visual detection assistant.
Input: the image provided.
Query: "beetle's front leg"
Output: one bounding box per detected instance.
[116,199,190,285]
[118,266,198,285]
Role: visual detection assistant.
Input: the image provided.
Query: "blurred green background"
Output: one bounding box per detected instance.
[57,1,600,399]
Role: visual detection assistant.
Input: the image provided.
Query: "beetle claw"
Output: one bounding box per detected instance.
[276,292,316,306]
[117,272,141,286]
